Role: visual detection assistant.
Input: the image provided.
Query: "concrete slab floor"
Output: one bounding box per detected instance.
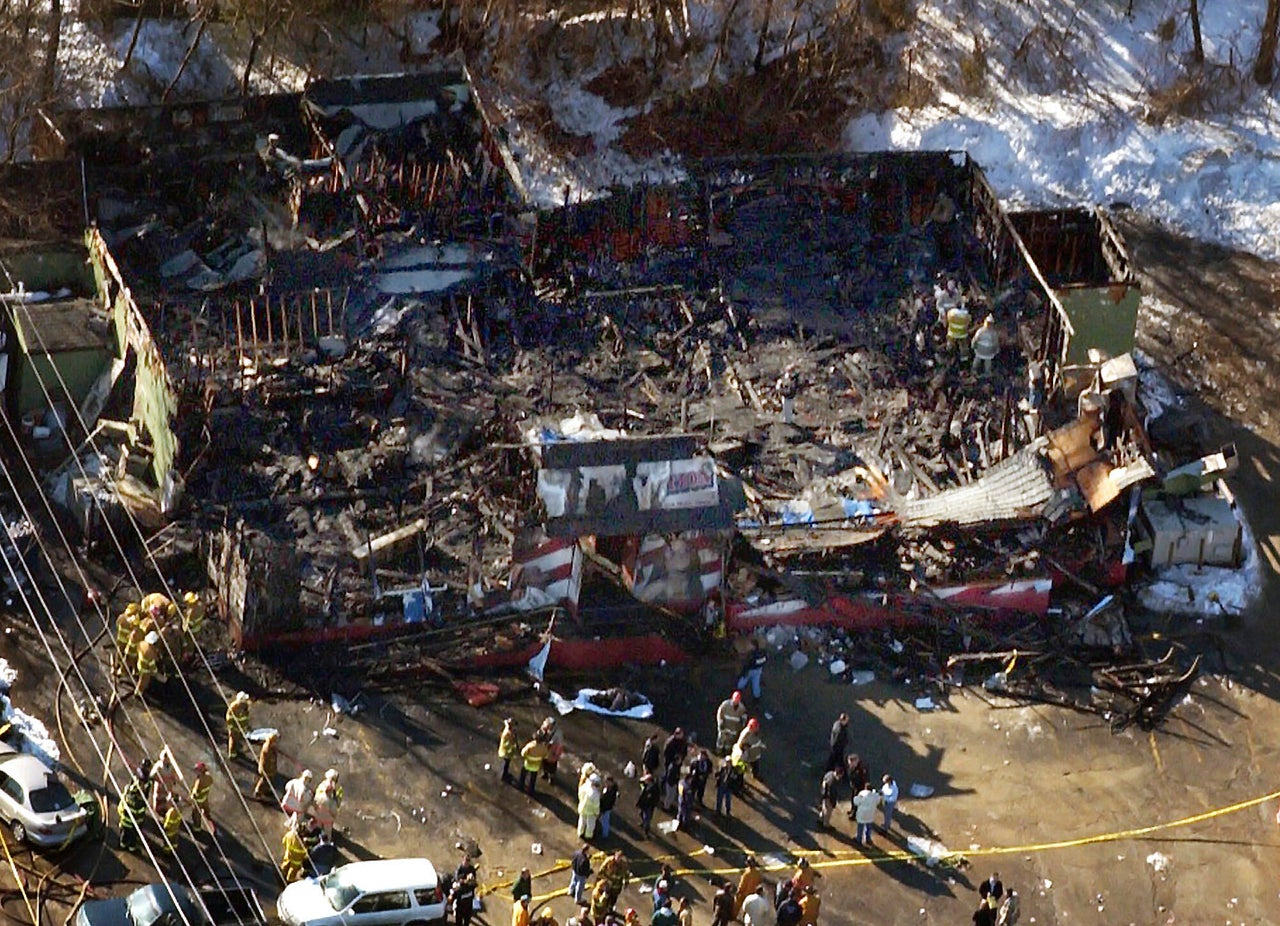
[14,623,1278,926]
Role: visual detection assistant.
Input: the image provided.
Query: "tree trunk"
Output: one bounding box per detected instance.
[163,18,207,102]
[242,30,264,96]
[41,0,60,101]
[122,1,148,71]
[1257,0,1280,84]
[754,0,774,71]
[1189,0,1203,64]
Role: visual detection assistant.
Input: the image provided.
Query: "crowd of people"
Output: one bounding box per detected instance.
[489,638,1024,926]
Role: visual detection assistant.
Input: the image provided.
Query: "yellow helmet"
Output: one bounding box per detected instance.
[124,603,140,616]
[183,591,199,606]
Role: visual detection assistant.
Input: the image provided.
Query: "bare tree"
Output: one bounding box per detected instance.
[755,0,775,71]
[1258,0,1280,84]
[41,0,60,102]
[1188,0,1203,65]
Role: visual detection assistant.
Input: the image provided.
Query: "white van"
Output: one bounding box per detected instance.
[277,859,446,926]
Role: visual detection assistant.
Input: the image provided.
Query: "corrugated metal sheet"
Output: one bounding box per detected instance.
[897,439,1055,528]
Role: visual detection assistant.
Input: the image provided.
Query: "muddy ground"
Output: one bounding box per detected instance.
[4,213,1280,926]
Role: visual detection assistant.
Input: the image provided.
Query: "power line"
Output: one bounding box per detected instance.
[0,269,346,896]
[0,297,269,924]
[1,283,280,862]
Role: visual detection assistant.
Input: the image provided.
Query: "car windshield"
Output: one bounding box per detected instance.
[320,873,359,912]
[30,779,76,815]
[126,889,163,926]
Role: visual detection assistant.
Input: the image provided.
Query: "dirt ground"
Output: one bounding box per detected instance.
[6,213,1280,926]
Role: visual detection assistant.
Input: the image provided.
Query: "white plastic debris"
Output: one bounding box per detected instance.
[1042,879,1053,889]
[531,843,543,855]
[849,670,875,685]
[789,651,810,671]
[657,820,679,834]
[908,783,934,798]
[1146,852,1169,873]
[623,761,637,778]
[914,697,935,711]
[484,763,491,771]
[702,845,715,855]
[323,727,338,737]
[828,659,847,674]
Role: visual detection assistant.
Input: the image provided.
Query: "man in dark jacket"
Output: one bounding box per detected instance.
[641,736,661,777]
[737,641,767,700]
[663,728,689,772]
[776,893,803,926]
[599,776,618,838]
[711,881,735,926]
[568,843,592,904]
[827,713,849,772]
[689,749,713,807]
[636,772,659,837]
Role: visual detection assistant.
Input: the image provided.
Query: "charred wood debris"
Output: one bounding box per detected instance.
[67,89,1201,725]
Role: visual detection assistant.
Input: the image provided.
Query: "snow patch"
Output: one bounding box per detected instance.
[0,659,60,765]
[841,0,1280,262]
[1137,497,1261,618]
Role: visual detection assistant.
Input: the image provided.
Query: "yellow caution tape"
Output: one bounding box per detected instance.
[505,786,1280,903]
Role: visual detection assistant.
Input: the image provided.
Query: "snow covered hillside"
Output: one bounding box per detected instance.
[44,1,1280,260]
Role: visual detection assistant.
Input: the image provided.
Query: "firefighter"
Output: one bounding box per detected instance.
[254,731,280,800]
[161,802,184,854]
[281,769,314,826]
[150,748,180,814]
[134,631,161,698]
[113,603,140,677]
[946,300,972,359]
[731,718,765,781]
[971,314,1000,375]
[180,591,205,662]
[715,690,747,754]
[140,593,176,627]
[310,769,343,845]
[124,616,153,686]
[225,691,252,759]
[118,767,149,852]
[280,821,308,884]
[189,761,214,834]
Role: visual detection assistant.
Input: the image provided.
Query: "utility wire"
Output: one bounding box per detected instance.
[0,292,269,924]
[0,403,262,924]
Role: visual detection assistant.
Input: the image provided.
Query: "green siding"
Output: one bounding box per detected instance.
[85,229,179,487]
[13,348,111,417]
[1060,283,1140,365]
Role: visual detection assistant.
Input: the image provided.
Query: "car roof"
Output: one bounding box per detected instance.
[0,753,57,790]
[335,859,438,893]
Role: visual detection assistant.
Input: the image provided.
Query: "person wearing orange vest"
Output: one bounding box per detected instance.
[798,886,820,926]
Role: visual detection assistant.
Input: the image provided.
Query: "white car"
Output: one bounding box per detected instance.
[277,859,447,926]
[0,744,88,849]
